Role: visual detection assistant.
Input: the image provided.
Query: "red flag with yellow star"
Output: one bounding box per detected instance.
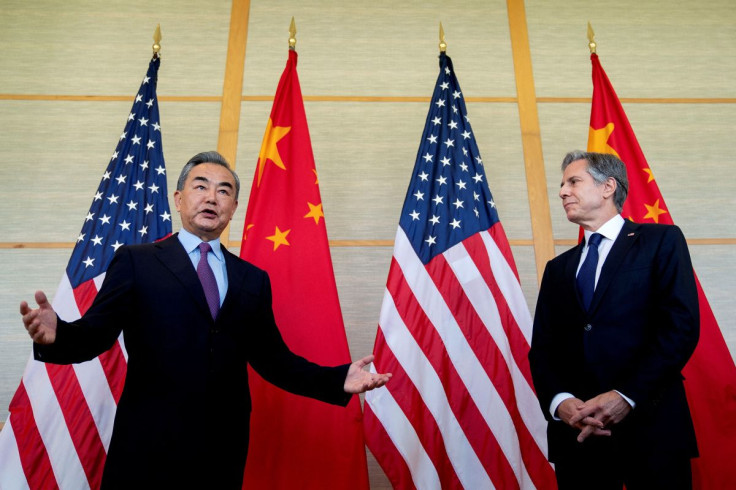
[588,52,736,489]
[239,49,369,489]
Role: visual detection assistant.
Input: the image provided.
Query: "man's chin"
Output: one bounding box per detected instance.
[193,222,224,239]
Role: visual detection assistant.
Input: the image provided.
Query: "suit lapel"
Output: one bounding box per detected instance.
[154,234,212,319]
[588,220,641,314]
[566,241,586,310]
[219,245,248,319]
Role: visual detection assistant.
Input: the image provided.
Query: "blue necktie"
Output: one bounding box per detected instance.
[197,242,220,319]
[577,233,603,311]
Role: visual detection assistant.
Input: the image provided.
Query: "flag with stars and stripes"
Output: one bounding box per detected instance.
[588,52,736,490]
[363,52,556,490]
[0,55,172,490]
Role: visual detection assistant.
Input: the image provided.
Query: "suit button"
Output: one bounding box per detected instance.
[584,324,592,331]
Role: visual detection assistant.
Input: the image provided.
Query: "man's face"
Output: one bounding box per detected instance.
[174,162,238,242]
[559,159,612,229]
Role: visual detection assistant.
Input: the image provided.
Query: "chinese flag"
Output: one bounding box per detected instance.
[587,52,736,489]
[240,49,369,489]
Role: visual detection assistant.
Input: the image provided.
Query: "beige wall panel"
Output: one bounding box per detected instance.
[0,0,231,96]
[689,246,736,358]
[157,101,224,220]
[0,100,140,241]
[538,102,599,237]
[526,0,736,98]
[0,100,220,242]
[539,103,736,239]
[618,104,736,239]
[231,100,531,242]
[243,0,516,97]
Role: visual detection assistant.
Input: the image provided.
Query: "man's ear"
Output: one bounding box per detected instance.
[229,200,238,221]
[603,177,617,199]
[173,190,182,211]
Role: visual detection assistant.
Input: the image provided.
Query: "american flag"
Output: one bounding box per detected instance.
[0,55,172,490]
[363,53,556,489]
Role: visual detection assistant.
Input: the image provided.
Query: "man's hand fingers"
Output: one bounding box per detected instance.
[35,291,50,310]
[355,354,375,369]
[576,424,597,443]
[569,406,596,426]
[581,415,605,428]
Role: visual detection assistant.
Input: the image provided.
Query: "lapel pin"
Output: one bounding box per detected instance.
[628,233,635,236]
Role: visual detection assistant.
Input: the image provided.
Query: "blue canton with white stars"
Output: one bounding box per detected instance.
[399,53,500,264]
[66,56,172,288]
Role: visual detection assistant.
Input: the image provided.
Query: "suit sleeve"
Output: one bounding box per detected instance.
[246,271,351,407]
[34,247,136,364]
[529,261,577,420]
[617,225,699,405]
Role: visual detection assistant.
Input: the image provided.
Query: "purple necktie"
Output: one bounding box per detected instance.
[197,242,220,319]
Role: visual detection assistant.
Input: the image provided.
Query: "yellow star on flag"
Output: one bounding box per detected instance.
[266,226,291,250]
[257,118,291,186]
[304,202,324,225]
[643,168,655,183]
[643,199,668,223]
[588,123,620,157]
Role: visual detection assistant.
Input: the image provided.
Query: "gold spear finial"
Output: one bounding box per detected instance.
[289,17,297,50]
[587,21,597,54]
[439,22,447,53]
[152,24,162,57]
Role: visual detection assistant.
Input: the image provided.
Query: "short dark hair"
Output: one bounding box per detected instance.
[176,151,240,200]
[561,150,629,212]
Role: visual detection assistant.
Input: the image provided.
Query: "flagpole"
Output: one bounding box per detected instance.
[439,22,447,52]
[289,17,297,50]
[152,24,162,58]
[587,21,596,54]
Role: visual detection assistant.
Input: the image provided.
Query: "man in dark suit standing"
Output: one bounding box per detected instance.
[529,151,699,490]
[20,151,391,489]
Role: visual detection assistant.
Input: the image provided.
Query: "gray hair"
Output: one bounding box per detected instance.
[176,151,240,200]
[561,150,629,212]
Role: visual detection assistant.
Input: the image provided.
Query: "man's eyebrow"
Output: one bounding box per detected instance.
[192,175,233,188]
[192,176,232,186]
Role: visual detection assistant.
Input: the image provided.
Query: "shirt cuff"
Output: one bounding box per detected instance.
[614,390,636,409]
[550,392,575,420]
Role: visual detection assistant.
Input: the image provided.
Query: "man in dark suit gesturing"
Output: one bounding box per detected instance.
[529,151,699,490]
[21,151,391,489]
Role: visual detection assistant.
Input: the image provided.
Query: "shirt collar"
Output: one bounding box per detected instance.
[177,228,224,262]
[584,214,625,245]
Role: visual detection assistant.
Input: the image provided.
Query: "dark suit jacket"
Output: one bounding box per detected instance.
[35,234,351,489]
[529,220,699,464]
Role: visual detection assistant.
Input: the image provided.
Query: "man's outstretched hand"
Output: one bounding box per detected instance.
[20,290,58,345]
[344,355,392,394]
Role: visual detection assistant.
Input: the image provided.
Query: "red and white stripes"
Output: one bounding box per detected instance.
[365,225,556,490]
